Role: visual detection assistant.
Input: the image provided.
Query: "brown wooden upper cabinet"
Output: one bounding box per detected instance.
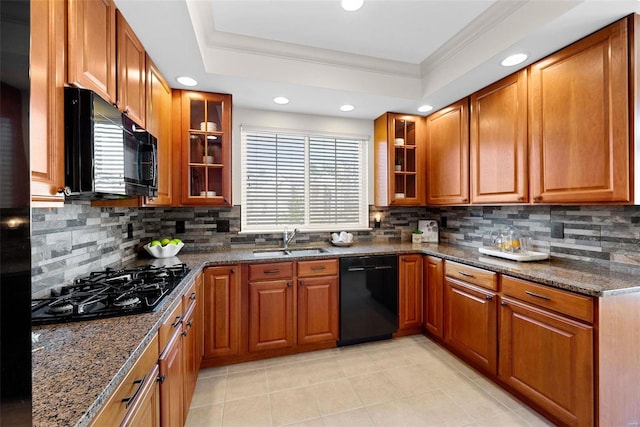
[470,70,528,204]
[68,0,117,105]
[374,113,426,206]
[116,11,146,127]
[426,99,470,205]
[529,18,630,203]
[31,0,66,206]
[173,91,233,206]
[144,55,173,206]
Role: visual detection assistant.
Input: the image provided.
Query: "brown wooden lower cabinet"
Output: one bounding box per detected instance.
[443,277,498,375]
[297,259,339,344]
[398,255,423,332]
[248,278,295,352]
[499,296,593,426]
[121,364,161,427]
[422,256,444,339]
[203,266,240,360]
[159,328,184,427]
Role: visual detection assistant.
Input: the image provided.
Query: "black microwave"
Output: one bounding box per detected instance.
[64,87,158,199]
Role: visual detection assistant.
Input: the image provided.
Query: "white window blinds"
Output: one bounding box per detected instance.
[241,128,368,232]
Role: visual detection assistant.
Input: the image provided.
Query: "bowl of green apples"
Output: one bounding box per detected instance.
[144,237,184,258]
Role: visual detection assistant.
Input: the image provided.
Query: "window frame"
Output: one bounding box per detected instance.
[240,125,370,233]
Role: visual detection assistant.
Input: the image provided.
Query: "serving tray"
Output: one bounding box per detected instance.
[478,247,549,262]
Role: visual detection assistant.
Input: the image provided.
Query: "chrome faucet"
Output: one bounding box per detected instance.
[283,227,299,249]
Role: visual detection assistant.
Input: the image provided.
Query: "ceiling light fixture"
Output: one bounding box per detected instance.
[341,0,364,12]
[273,96,290,105]
[176,76,198,87]
[340,104,355,112]
[501,53,528,67]
[417,105,433,113]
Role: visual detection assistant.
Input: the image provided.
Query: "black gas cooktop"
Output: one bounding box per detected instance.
[31,264,189,325]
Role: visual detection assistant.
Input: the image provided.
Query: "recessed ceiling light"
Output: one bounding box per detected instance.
[176,76,198,86]
[417,105,433,113]
[501,53,528,67]
[341,0,364,12]
[340,104,355,112]
[273,96,290,105]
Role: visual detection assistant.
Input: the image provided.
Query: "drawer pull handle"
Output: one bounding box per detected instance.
[122,374,146,409]
[189,292,196,301]
[264,269,280,274]
[311,266,326,271]
[171,316,182,328]
[458,271,474,278]
[525,290,551,301]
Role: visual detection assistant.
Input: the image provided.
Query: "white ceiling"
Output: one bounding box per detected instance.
[115,0,640,120]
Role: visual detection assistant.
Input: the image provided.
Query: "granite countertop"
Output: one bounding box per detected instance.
[32,242,640,427]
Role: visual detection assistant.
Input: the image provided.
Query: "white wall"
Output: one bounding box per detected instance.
[231,107,375,204]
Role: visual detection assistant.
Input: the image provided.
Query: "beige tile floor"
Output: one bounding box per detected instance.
[186,335,554,427]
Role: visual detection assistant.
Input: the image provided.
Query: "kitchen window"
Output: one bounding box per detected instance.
[241,127,368,232]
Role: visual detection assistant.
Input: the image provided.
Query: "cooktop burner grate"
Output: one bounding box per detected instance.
[32,263,189,325]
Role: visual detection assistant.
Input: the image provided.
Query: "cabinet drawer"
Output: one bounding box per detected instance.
[445,261,498,291]
[90,334,159,427]
[182,276,199,313]
[501,276,593,323]
[248,262,294,281]
[158,303,182,353]
[297,259,338,278]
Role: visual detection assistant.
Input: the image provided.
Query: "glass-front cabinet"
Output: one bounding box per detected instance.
[374,113,425,206]
[177,91,232,206]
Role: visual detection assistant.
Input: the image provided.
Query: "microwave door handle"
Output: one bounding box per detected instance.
[151,142,157,186]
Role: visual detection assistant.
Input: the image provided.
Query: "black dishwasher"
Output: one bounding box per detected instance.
[338,255,398,346]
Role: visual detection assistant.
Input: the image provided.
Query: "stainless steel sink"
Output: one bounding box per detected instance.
[252,247,329,257]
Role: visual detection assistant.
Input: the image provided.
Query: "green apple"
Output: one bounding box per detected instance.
[170,239,181,245]
[160,238,171,246]
[149,240,161,247]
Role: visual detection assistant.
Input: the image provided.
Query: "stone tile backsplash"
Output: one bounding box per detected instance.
[31,202,640,295]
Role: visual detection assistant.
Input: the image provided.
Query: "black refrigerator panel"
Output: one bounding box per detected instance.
[0,0,33,425]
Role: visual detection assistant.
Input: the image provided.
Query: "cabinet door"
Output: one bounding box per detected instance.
[144,56,173,206]
[499,297,593,427]
[182,304,197,423]
[249,279,295,352]
[423,256,444,339]
[297,275,338,344]
[203,266,240,358]
[470,70,528,204]
[121,364,160,427]
[444,277,497,375]
[30,0,65,206]
[426,99,470,205]
[116,11,146,127]
[158,330,184,427]
[67,0,116,103]
[178,91,232,206]
[373,113,426,206]
[529,19,629,203]
[398,255,423,331]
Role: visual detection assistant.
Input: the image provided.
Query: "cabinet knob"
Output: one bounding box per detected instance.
[157,374,166,384]
[182,330,188,336]
[231,269,236,274]
[501,301,507,307]
[533,196,542,202]
[287,282,292,288]
[485,295,493,301]
[59,186,72,196]
[517,196,524,202]
[462,198,468,203]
